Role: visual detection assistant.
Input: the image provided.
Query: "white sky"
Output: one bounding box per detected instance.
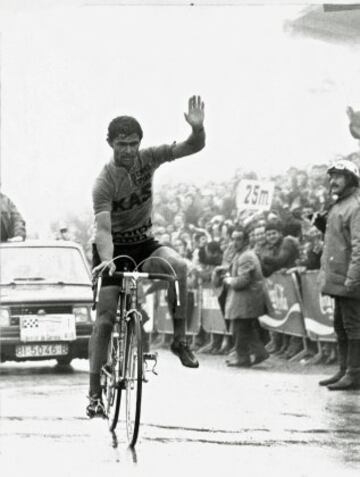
[1,3,360,235]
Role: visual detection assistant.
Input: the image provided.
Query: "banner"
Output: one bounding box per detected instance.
[259,272,307,337]
[300,271,336,342]
[236,179,274,213]
[200,284,227,334]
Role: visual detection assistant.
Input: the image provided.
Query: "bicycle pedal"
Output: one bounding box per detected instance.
[143,352,158,361]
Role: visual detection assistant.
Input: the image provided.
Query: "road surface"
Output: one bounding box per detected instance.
[1,350,360,477]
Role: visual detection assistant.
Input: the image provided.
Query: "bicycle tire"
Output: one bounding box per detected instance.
[101,329,122,431]
[124,312,143,447]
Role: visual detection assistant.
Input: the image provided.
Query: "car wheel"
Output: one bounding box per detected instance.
[56,356,73,366]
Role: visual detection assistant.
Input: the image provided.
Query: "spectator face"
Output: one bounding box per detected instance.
[265,229,282,246]
[211,223,222,238]
[296,172,308,188]
[155,226,166,235]
[221,224,229,238]
[160,233,171,244]
[329,172,347,196]
[302,207,314,220]
[199,235,208,247]
[173,239,186,256]
[254,226,266,246]
[180,231,191,245]
[174,214,185,229]
[168,200,179,213]
[232,231,246,252]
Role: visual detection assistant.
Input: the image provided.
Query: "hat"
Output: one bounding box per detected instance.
[327,159,360,180]
[265,219,284,233]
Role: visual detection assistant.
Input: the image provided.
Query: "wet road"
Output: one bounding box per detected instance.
[1,351,360,477]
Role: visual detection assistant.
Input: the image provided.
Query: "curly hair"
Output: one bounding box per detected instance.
[107,116,143,143]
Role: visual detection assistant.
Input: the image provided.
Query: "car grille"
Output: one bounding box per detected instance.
[10,305,73,316]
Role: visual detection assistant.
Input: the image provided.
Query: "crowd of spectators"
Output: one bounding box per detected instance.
[149,158,360,365]
[151,162,333,277]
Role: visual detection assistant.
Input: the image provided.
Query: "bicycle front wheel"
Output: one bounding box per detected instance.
[124,312,143,447]
[102,329,122,431]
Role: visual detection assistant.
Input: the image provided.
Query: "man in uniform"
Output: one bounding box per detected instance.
[318,159,360,390]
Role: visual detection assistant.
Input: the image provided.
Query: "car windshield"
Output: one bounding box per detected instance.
[0,246,91,285]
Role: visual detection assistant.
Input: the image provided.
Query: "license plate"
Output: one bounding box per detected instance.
[15,343,69,358]
[20,314,76,342]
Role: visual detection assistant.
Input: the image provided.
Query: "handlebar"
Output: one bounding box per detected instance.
[92,270,179,310]
[112,271,177,282]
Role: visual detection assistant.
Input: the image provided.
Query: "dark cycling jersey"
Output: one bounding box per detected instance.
[92,144,175,244]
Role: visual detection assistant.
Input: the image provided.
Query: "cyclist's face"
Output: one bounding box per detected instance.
[111,133,141,168]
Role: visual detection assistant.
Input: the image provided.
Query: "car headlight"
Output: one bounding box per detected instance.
[0,308,10,326]
[73,306,90,323]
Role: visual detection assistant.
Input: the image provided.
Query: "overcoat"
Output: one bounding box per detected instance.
[213,247,265,320]
[320,187,360,298]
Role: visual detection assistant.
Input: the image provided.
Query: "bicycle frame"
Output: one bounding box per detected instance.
[94,268,178,446]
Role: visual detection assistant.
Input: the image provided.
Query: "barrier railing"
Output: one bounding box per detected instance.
[259,271,307,338]
[299,271,336,342]
[199,282,228,334]
[147,270,336,342]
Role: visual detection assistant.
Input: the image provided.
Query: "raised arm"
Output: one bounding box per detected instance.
[172,95,205,159]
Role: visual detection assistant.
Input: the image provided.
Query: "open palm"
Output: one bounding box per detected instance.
[184,95,205,129]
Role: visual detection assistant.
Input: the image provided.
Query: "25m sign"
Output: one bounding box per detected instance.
[236,180,274,212]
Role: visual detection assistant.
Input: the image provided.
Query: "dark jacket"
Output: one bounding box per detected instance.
[0,193,26,242]
[212,247,265,320]
[320,187,360,298]
[259,235,300,278]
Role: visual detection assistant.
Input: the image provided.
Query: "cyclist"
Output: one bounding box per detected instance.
[87,96,205,417]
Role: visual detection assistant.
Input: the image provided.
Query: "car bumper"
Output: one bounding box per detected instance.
[0,325,93,362]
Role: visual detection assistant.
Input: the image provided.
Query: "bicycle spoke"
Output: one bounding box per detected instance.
[125,313,143,447]
[101,330,122,431]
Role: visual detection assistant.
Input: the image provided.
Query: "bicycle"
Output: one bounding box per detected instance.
[92,255,178,448]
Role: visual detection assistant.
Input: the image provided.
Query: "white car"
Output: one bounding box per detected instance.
[0,240,94,365]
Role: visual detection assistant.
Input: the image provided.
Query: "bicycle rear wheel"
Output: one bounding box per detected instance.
[101,328,122,431]
[124,312,143,447]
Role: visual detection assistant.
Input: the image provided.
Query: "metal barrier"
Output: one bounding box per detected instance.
[200,283,228,334]
[259,272,307,337]
[149,271,336,343]
[299,271,336,342]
